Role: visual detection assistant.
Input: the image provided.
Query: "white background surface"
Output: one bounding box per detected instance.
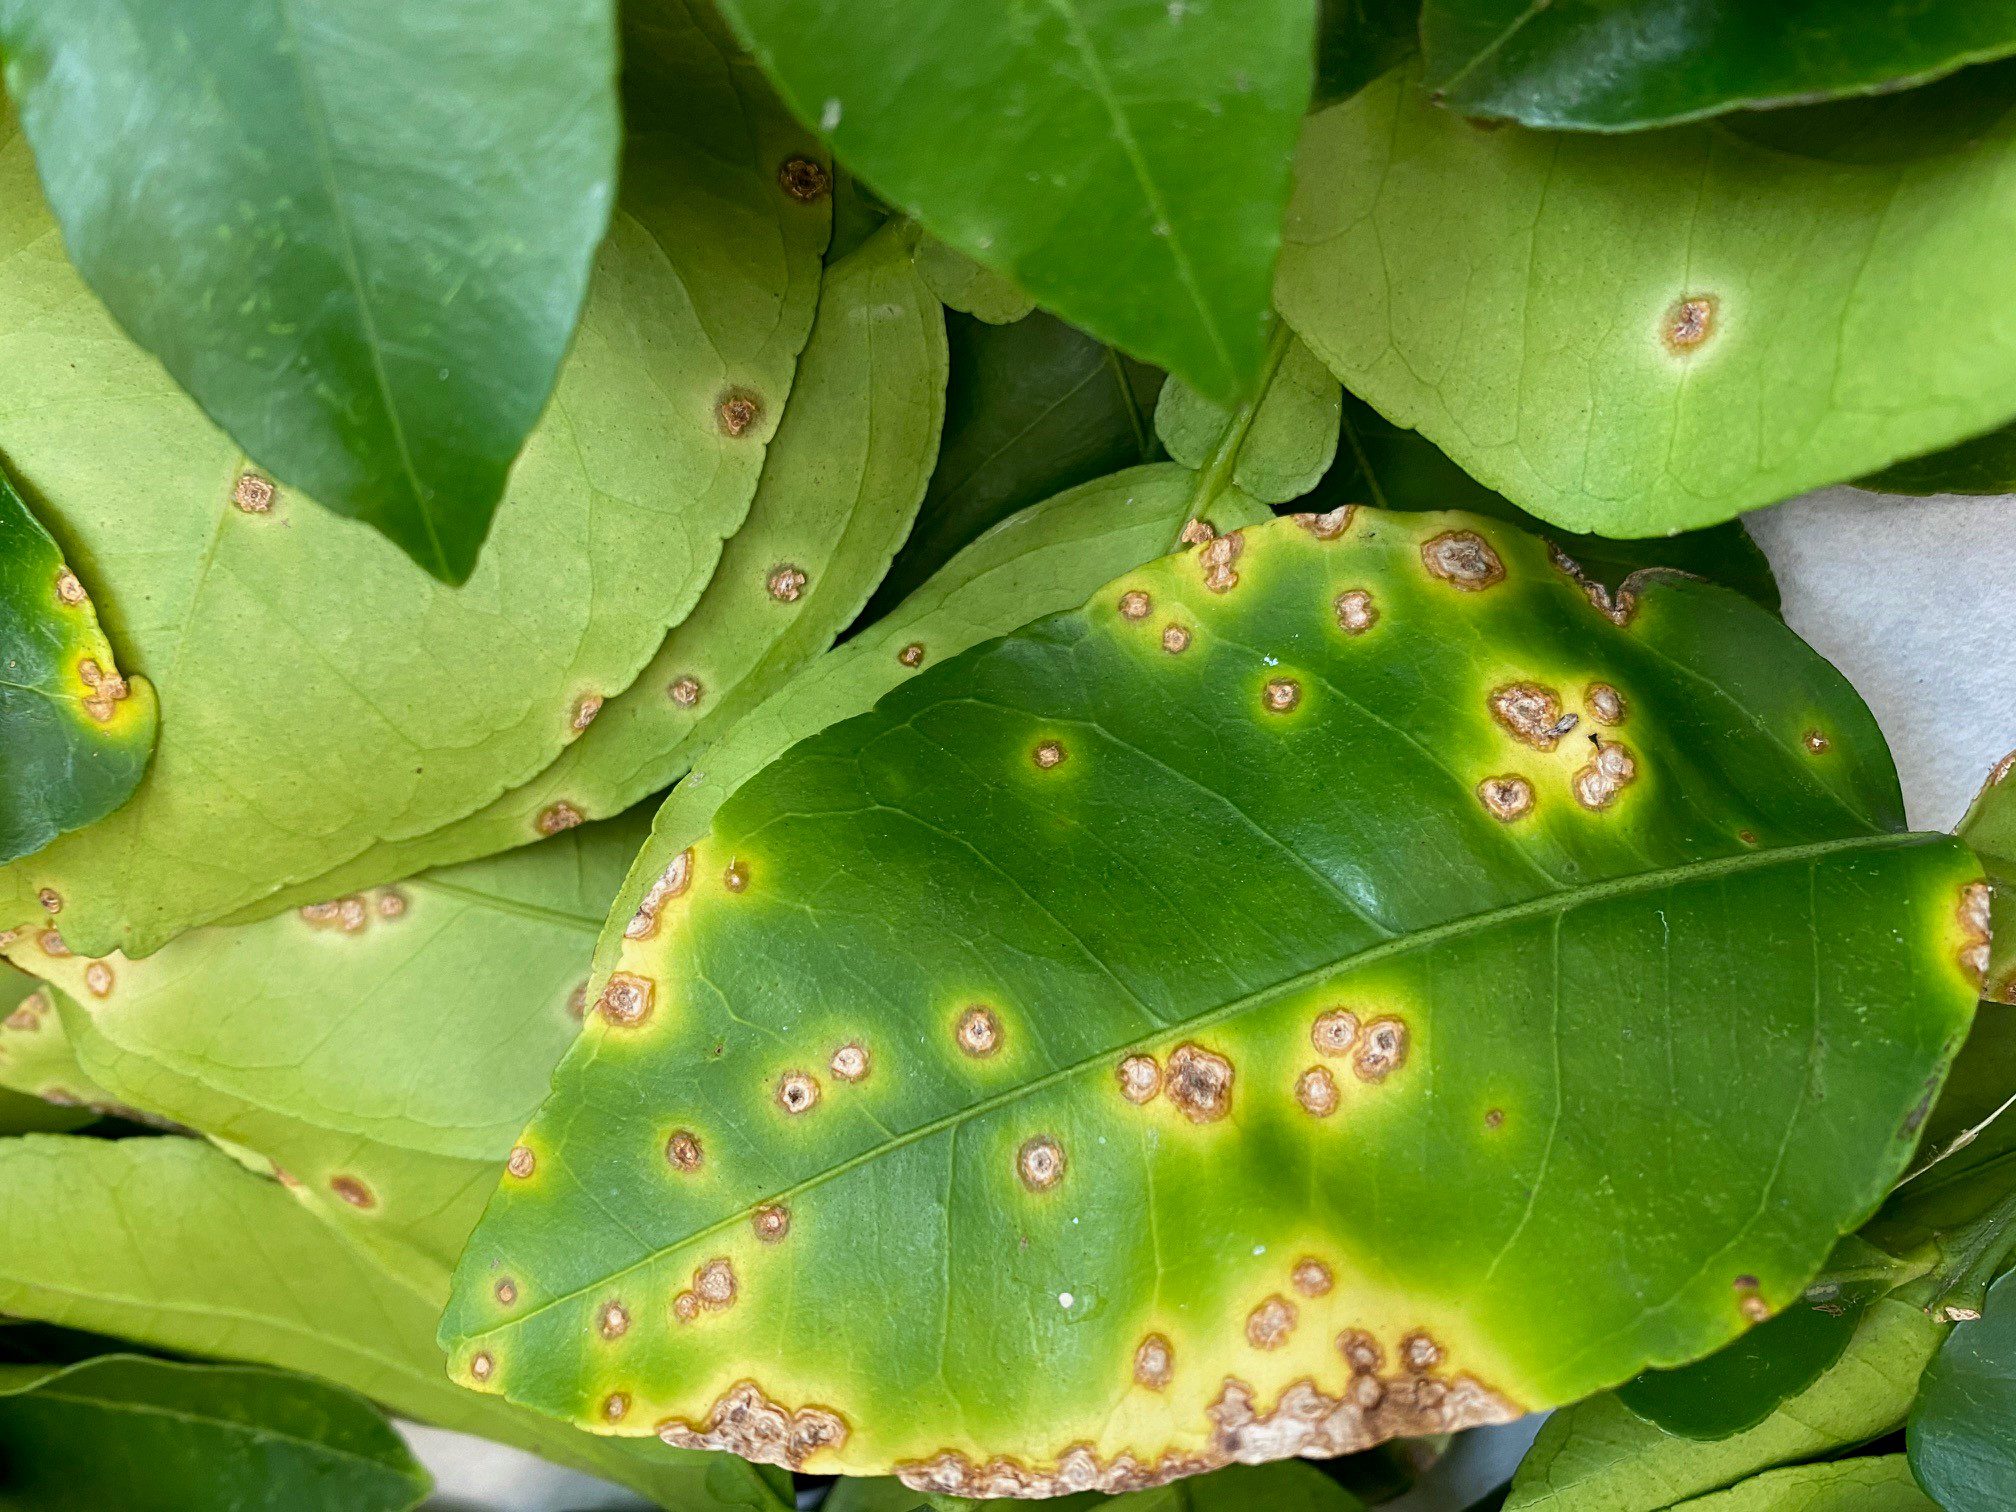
[412,483,2016,1510]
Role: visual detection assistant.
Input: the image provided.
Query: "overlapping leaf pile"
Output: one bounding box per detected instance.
[2,1,2015,1509]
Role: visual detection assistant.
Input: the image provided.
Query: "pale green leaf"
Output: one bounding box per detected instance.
[0,0,828,956]
[915,238,1036,326]
[1154,328,1340,502]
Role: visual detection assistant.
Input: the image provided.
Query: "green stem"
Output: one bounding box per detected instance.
[1164,317,1294,551]
[1900,1182,2016,1318]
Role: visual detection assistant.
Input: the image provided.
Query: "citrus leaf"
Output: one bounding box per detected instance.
[0,1134,791,1511]
[1862,419,2016,497]
[1508,1299,1945,1511]
[828,1459,1366,1512]
[0,1354,429,1512]
[1956,754,2016,1002]
[1277,64,2016,538]
[587,464,1271,995]
[860,311,1163,621]
[0,0,618,583]
[446,509,1978,1492]
[0,967,90,1133]
[1665,1455,1935,1512]
[239,221,945,913]
[1421,1,2016,132]
[1155,331,1341,504]
[713,0,1317,404]
[1315,394,1780,612]
[4,812,653,1292]
[1315,0,1420,107]
[1910,1268,2016,1511]
[915,239,1036,326]
[1868,1004,2016,1257]
[0,1,827,958]
[0,976,127,1119]
[0,466,155,864]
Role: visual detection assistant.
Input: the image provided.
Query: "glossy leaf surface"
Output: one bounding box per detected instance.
[1668,1455,1934,1512]
[4,814,652,1290]
[0,1135,790,1511]
[1421,2,2016,132]
[1509,1299,1944,1511]
[0,1354,429,1512]
[1277,67,2016,538]
[244,223,943,911]
[1910,1268,2016,1511]
[449,510,1977,1492]
[1315,395,1779,611]
[862,312,1163,621]
[714,0,1317,403]
[0,3,826,957]
[589,464,1271,994]
[1956,756,2016,1002]
[0,0,619,582]
[0,468,154,863]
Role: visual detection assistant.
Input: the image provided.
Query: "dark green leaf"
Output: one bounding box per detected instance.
[448,510,1978,1487]
[1861,419,2016,497]
[0,467,154,863]
[1617,1282,1883,1441]
[1869,1004,2016,1257]
[1420,2,2016,131]
[1311,395,1780,610]
[1315,0,1420,107]
[714,0,1318,403]
[0,0,620,582]
[0,1354,429,1512]
[865,312,1162,619]
[1509,1300,1945,1511]
[1911,1268,2016,1511]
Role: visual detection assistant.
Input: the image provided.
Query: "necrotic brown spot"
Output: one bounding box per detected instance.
[1296,1066,1339,1117]
[605,1391,631,1423]
[330,1175,375,1209]
[1263,678,1301,714]
[495,1278,518,1306]
[1402,1331,1443,1370]
[672,1291,700,1322]
[1485,1107,1506,1129]
[600,1300,631,1339]
[777,155,831,201]
[1032,740,1066,770]
[1335,589,1377,635]
[695,1258,737,1310]
[1803,729,1830,754]
[375,889,407,919]
[1355,1018,1409,1082]
[571,694,603,731]
[1587,683,1626,726]
[598,972,655,1027]
[1180,518,1216,547]
[1421,531,1504,590]
[1166,1042,1234,1123]
[1119,590,1151,620]
[37,929,68,958]
[1293,1258,1333,1297]
[898,642,926,669]
[1477,775,1534,822]
[1663,295,1717,353]
[1199,532,1243,593]
[1017,1135,1065,1191]
[37,888,61,915]
[1961,881,1993,984]
[666,1130,703,1173]
[830,1043,870,1082]
[626,849,694,940]
[657,1381,849,1469]
[754,1205,791,1242]
[717,391,762,437]
[723,860,750,893]
[767,564,807,602]
[669,676,703,708]
[232,472,274,513]
[1247,1295,1297,1350]
[956,1005,1002,1057]
[1161,624,1191,655]
[1294,505,1354,539]
[1117,1054,1161,1104]
[469,1351,494,1383]
[1572,741,1637,811]
[1490,684,1574,750]
[83,961,113,998]
[506,1145,536,1180]
[777,1071,820,1115]
[54,569,86,607]
[1134,1333,1174,1390]
[536,802,584,836]
[1311,1009,1359,1057]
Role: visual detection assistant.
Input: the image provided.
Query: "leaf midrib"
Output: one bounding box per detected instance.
[484,827,1934,1334]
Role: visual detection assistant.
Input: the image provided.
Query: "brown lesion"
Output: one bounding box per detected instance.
[1489,684,1575,751]
[1662,294,1718,354]
[658,1381,848,1468]
[1420,532,1504,591]
[77,657,130,723]
[1165,1042,1234,1123]
[1958,881,1992,987]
